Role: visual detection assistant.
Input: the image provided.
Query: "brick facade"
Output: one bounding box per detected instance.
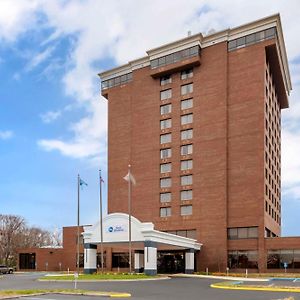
[18,15,300,273]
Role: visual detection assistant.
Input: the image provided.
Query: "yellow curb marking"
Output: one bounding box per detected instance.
[110,293,131,298]
[211,283,300,293]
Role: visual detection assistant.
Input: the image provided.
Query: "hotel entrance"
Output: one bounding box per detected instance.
[157,250,185,273]
[83,213,201,275]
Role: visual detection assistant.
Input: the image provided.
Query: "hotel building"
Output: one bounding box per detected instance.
[99,14,300,272]
[18,14,300,273]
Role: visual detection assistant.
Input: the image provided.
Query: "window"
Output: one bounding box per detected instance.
[181,83,193,95]
[238,228,248,239]
[181,129,193,140]
[267,250,280,269]
[228,27,276,52]
[181,159,193,171]
[228,251,258,269]
[181,144,193,155]
[112,253,129,268]
[160,89,172,100]
[181,69,193,80]
[181,175,192,186]
[227,227,258,239]
[165,229,196,239]
[160,148,171,159]
[96,252,107,268]
[160,133,171,144]
[160,207,171,217]
[181,114,193,125]
[160,163,171,173]
[160,104,172,115]
[101,73,132,90]
[160,192,171,203]
[181,190,192,201]
[181,205,192,216]
[150,46,200,69]
[181,98,193,110]
[160,75,172,86]
[160,119,172,129]
[160,178,171,188]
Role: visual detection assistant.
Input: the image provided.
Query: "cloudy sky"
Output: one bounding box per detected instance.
[0,0,299,235]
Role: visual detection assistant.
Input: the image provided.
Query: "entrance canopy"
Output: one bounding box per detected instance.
[83,213,201,251]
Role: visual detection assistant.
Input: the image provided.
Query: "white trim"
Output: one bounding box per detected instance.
[99,14,291,95]
[83,213,202,251]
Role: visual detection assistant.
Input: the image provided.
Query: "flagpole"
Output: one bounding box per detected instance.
[128,164,132,274]
[77,174,80,275]
[99,169,104,273]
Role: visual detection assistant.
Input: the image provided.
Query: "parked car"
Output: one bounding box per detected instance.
[0,265,14,274]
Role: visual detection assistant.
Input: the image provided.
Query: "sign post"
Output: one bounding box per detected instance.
[74,272,79,289]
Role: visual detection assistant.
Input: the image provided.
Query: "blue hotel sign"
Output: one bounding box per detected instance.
[107,225,126,233]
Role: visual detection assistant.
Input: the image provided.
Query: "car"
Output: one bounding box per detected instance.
[0,265,14,274]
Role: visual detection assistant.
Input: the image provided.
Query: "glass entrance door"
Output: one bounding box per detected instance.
[157,250,185,273]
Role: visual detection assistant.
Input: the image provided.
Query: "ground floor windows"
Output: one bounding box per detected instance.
[78,253,84,268]
[96,252,107,268]
[228,250,258,269]
[267,250,300,269]
[112,253,130,268]
[19,253,36,269]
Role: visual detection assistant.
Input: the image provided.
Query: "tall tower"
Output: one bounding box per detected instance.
[100,14,291,272]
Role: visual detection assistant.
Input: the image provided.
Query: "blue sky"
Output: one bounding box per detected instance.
[0,0,300,236]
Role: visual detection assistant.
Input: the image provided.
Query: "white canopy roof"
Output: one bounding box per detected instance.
[83,213,201,251]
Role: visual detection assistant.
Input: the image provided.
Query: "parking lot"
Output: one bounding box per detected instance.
[1,273,300,300]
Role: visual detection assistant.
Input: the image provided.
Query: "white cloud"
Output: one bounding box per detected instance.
[40,110,62,124]
[38,99,107,163]
[1,0,300,176]
[0,130,14,140]
[0,0,40,43]
[25,46,56,71]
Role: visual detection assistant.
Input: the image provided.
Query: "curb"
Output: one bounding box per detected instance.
[38,277,170,282]
[170,274,269,282]
[0,292,131,299]
[210,282,300,293]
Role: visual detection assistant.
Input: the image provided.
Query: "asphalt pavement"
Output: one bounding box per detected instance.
[1,273,300,300]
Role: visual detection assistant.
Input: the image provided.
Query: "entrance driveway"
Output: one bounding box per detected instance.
[1,273,300,300]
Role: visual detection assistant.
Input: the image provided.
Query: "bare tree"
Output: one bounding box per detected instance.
[0,215,26,266]
[0,214,56,266]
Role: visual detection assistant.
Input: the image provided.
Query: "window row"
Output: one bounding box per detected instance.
[160,115,193,129]
[150,46,200,69]
[160,160,193,173]
[160,83,193,100]
[160,205,193,217]
[164,229,196,239]
[267,250,300,269]
[160,69,193,86]
[160,175,193,188]
[160,145,193,159]
[228,27,276,51]
[160,99,193,115]
[101,73,132,90]
[265,201,280,223]
[160,190,193,203]
[160,129,193,145]
[227,227,258,239]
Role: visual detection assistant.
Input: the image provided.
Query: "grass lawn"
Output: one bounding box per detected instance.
[40,273,157,280]
[0,289,131,297]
